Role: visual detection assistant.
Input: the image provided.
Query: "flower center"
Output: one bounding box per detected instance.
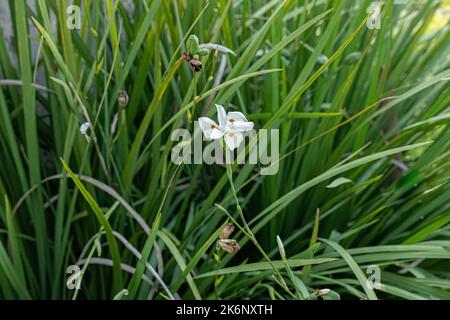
[229,118,235,123]
[227,131,235,137]
[210,124,217,129]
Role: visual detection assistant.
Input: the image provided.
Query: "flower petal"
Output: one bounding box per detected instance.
[224,131,243,150]
[199,43,237,56]
[216,104,227,128]
[199,117,223,139]
[227,111,248,123]
[210,128,225,139]
[231,121,254,132]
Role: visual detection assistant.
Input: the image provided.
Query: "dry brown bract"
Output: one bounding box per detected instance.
[182,52,203,72]
[217,223,240,253]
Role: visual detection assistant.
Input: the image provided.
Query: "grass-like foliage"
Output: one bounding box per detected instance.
[0,0,449,300]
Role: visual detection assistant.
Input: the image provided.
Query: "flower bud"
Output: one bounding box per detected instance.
[197,48,209,56]
[118,90,129,107]
[344,52,362,65]
[317,288,330,295]
[317,54,329,65]
[276,235,286,259]
[187,34,200,55]
[80,122,90,135]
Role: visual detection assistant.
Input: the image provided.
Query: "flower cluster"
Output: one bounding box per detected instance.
[199,104,254,151]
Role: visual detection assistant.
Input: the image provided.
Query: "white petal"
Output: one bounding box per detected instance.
[227,111,248,123]
[210,128,224,139]
[199,43,237,56]
[216,104,227,128]
[231,121,254,132]
[224,131,243,150]
[199,117,223,140]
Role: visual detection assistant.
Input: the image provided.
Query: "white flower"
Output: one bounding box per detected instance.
[198,104,254,150]
[80,122,90,135]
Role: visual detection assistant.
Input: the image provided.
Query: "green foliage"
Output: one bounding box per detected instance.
[0,0,449,300]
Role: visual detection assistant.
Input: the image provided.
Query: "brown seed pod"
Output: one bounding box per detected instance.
[219,223,235,240]
[217,239,240,253]
[182,52,203,72]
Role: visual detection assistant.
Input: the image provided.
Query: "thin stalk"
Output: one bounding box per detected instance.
[224,157,292,295]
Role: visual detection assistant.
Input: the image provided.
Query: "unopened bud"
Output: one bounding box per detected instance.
[198,48,209,56]
[276,235,286,259]
[317,54,329,65]
[80,122,90,135]
[344,52,362,65]
[118,90,129,107]
[318,288,330,295]
[187,35,200,55]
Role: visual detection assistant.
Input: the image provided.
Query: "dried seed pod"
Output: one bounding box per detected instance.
[219,223,235,240]
[181,52,191,61]
[188,59,203,72]
[218,239,240,253]
[182,52,203,72]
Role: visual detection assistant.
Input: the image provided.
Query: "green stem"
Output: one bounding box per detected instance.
[224,159,292,295]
